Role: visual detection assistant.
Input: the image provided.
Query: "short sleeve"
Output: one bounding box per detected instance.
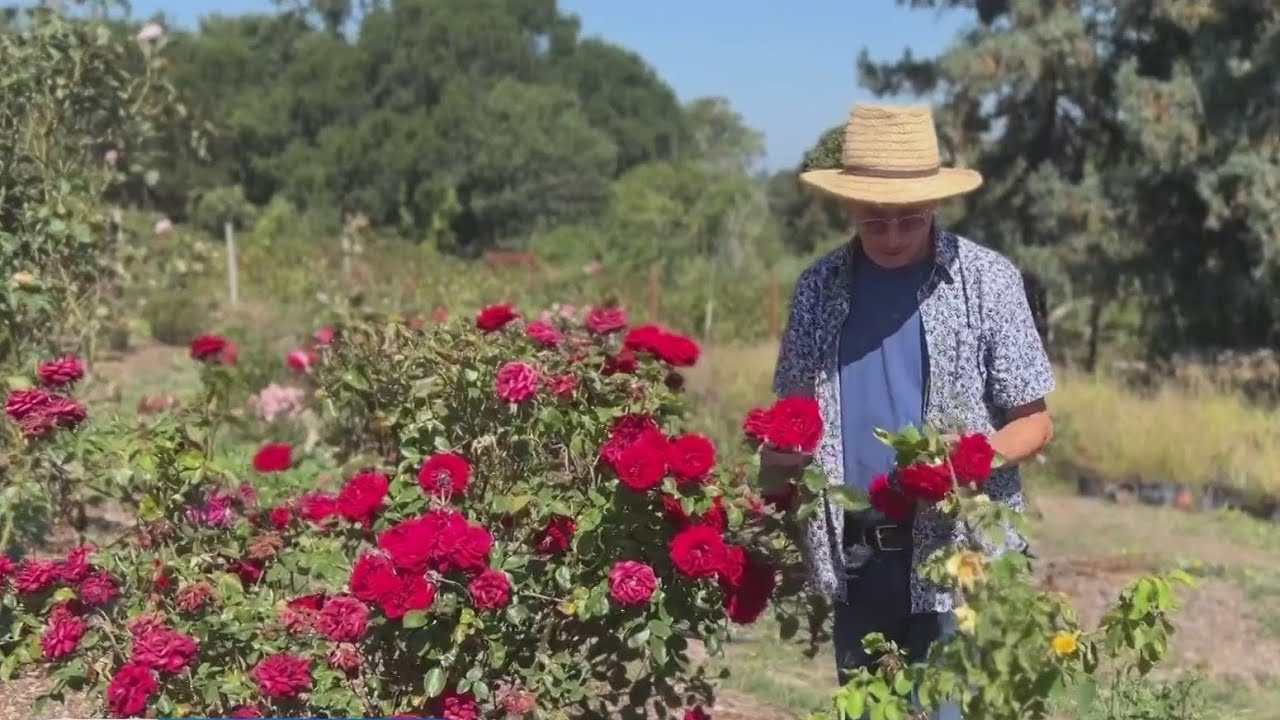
[772,268,819,398]
[984,264,1056,409]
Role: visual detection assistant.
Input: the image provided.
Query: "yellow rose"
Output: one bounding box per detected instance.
[1051,630,1079,657]
[954,605,977,634]
[944,550,986,591]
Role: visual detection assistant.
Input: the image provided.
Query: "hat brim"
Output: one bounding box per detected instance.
[798,167,983,205]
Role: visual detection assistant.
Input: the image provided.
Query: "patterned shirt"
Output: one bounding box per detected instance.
[773,226,1055,614]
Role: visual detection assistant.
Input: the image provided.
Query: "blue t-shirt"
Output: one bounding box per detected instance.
[838,253,932,492]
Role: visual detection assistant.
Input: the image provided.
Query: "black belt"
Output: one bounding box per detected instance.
[843,509,911,553]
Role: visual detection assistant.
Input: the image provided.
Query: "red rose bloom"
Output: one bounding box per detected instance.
[868,474,914,522]
[106,663,158,717]
[623,324,664,354]
[949,433,996,486]
[742,408,770,443]
[468,569,511,611]
[252,443,292,473]
[5,388,52,420]
[379,574,438,620]
[285,349,316,373]
[525,320,563,347]
[131,626,199,674]
[79,571,119,607]
[432,307,449,323]
[897,462,951,503]
[476,303,518,332]
[249,653,312,698]
[764,396,823,453]
[534,514,576,555]
[328,642,362,674]
[602,349,638,376]
[14,559,57,594]
[230,706,264,718]
[651,331,700,367]
[721,554,775,625]
[317,595,369,642]
[232,559,263,586]
[37,356,84,387]
[41,613,87,660]
[314,326,336,345]
[599,414,662,470]
[669,525,728,579]
[268,505,293,530]
[615,438,668,493]
[418,452,471,497]
[439,689,480,720]
[685,707,711,720]
[608,560,657,606]
[189,333,229,362]
[495,360,541,403]
[336,471,389,524]
[298,492,338,524]
[349,553,400,603]
[546,374,577,398]
[280,594,326,634]
[58,545,93,583]
[666,434,716,484]
[718,545,748,590]
[585,306,628,335]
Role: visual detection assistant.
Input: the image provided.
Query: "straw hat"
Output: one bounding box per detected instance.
[800,104,983,206]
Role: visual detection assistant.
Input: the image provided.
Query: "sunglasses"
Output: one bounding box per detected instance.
[857,211,933,237]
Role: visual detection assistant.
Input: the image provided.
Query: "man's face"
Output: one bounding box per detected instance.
[847,201,937,264]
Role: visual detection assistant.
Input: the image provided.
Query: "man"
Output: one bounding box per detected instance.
[764,104,1055,717]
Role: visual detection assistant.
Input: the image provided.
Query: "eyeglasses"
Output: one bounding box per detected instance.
[857,212,932,237]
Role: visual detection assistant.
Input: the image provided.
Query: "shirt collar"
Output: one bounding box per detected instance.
[844,223,958,285]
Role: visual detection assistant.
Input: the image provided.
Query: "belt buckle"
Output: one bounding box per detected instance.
[871,524,903,552]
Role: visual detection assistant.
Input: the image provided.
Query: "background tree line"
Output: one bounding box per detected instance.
[11,0,1280,372]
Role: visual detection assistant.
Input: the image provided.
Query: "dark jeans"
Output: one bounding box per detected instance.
[834,511,960,720]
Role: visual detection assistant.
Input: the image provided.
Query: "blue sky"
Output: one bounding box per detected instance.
[126,1,966,169]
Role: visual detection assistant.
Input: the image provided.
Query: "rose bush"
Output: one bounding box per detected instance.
[1,303,812,718]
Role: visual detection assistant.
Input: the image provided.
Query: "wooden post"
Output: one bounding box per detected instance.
[768,275,780,339]
[648,264,660,322]
[340,230,353,284]
[224,221,239,306]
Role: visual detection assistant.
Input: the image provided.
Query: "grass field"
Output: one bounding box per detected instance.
[6,340,1280,719]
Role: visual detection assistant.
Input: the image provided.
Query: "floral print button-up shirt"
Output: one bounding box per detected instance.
[773,227,1055,614]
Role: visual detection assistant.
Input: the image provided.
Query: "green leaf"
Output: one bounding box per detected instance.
[401,611,429,628]
[423,668,446,698]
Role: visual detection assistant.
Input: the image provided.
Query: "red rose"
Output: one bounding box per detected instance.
[949,433,995,486]
[106,663,158,717]
[252,443,292,473]
[379,574,437,620]
[868,474,914,522]
[314,326,336,345]
[328,642,362,673]
[721,554,775,625]
[379,516,438,574]
[669,525,728,579]
[418,452,471,497]
[79,571,118,607]
[623,324,664,353]
[468,569,511,611]
[41,613,87,660]
[651,331,700,367]
[602,349,638,376]
[718,545,748,589]
[450,524,494,574]
[432,307,449,323]
[5,388,52,420]
[285,349,316,373]
[14,559,57,594]
[685,707,711,720]
[741,408,770,443]
[189,333,229,362]
[298,492,338,524]
[268,505,293,530]
[608,560,657,606]
[546,374,577,398]
[58,545,93,583]
[336,472,389,524]
[599,414,661,470]
[764,396,823,454]
[128,614,167,638]
[586,306,628,335]
[249,653,312,698]
[37,356,84,387]
[615,437,668,493]
[232,559,263,586]
[666,434,716,484]
[230,706,264,718]
[476,303,518,332]
[317,595,369,642]
[534,514,576,555]
[280,593,326,633]
[898,462,951,503]
[525,320,563,347]
[439,689,480,720]
[349,553,400,604]
[495,360,541,403]
[131,626,199,674]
